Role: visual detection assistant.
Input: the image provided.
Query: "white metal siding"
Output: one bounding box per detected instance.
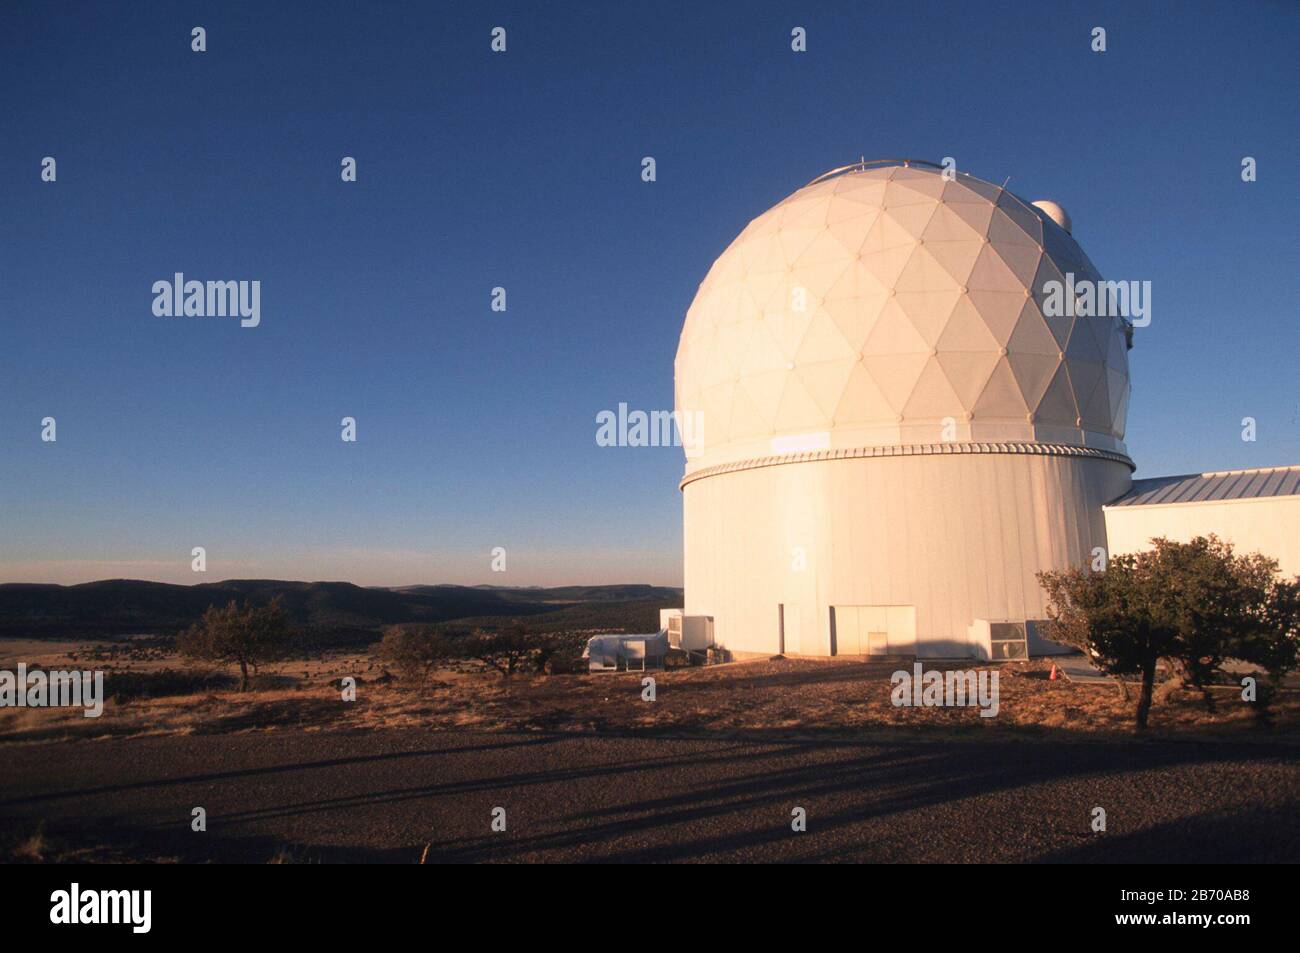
[683,452,1130,658]
[1103,495,1300,576]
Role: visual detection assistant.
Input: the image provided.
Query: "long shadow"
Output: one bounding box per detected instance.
[2,730,797,820]
[203,734,1300,863]
[429,733,1300,862]
[641,662,907,695]
[643,658,1011,694]
[1031,804,1300,863]
[185,741,778,827]
[0,731,557,806]
[7,728,1300,863]
[0,813,410,864]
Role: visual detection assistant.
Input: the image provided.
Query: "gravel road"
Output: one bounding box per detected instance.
[3,730,1298,862]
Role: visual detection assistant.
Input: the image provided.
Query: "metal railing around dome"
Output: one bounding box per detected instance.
[804,158,950,187]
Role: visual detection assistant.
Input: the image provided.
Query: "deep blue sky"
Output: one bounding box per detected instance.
[1,1,1296,586]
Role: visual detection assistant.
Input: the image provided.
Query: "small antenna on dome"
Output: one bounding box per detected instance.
[1001,176,1011,189]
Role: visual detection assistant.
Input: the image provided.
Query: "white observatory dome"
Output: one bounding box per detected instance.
[675,161,1131,474]
[1031,199,1072,234]
[675,161,1135,659]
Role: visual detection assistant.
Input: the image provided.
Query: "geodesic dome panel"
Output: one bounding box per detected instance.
[674,163,1132,469]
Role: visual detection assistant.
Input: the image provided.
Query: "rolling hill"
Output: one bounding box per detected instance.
[0,579,682,641]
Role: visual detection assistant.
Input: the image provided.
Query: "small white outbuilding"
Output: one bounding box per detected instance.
[1103,466,1300,575]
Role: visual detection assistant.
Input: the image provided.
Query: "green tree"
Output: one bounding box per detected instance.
[1038,536,1300,730]
[466,624,535,677]
[177,597,292,692]
[1039,552,1167,729]
[1228,571,1300,725]
[374,626,452,688]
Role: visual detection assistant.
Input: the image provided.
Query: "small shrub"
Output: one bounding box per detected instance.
[104,669,237,702]
[373,626,453,687]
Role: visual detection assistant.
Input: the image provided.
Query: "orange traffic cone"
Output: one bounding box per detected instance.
[1049,663,1059,681]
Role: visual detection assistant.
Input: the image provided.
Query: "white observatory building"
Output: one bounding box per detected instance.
[673,159,1136,659]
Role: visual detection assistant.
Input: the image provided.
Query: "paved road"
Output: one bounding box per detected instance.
[3,730,1299,862]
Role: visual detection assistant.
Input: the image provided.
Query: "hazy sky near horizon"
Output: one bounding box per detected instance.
[1,1,1297,587]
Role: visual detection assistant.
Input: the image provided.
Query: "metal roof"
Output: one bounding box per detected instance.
[1107,465,1300,507]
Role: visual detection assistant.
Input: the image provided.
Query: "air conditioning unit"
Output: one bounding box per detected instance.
[666,614,713,651]
[968,619,1029,661]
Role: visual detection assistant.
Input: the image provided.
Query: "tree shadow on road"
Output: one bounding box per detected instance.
[4,729,1299,863]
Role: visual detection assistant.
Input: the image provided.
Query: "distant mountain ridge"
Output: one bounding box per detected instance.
[0,579,683,639]
[391,583,678,603]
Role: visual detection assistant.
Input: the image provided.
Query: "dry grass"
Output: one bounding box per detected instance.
[0,820,184,864]
[3,644,1297,745]
[11,828,47,862]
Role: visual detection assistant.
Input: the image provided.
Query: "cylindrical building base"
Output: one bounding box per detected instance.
[682,448,1131,658]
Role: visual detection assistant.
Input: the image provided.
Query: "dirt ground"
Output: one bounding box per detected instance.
[2,639,1296,745]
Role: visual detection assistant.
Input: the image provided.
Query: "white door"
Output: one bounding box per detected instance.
[833,605,916,656]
